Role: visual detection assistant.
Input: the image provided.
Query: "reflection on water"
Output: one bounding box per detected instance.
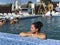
[0,16,60,40]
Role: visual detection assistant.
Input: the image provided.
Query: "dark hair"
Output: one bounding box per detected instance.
[32,21,43,32]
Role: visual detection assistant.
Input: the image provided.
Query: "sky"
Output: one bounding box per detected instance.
[0,0,36,4]
[0,0,60,4]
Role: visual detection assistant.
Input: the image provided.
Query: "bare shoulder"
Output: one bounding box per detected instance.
[38,33,46,39]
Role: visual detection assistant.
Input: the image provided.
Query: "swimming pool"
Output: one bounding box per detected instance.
[0,15,60,40]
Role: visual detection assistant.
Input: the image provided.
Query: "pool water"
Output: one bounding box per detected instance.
[0,16,60,40]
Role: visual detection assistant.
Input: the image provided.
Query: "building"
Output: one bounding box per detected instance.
[0,0,19,13]
[0,3,12,13]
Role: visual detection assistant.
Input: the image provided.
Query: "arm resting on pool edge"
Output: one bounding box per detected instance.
[19,32,32,37]
[19,32,46,39]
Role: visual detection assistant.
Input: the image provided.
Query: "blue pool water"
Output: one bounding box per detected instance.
[0,16,60,40]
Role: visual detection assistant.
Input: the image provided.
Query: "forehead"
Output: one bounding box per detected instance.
[31,24,35,27]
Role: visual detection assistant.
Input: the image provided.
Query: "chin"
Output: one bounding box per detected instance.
[31,31,36,33]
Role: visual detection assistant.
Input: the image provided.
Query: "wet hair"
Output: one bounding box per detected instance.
[32,21,43,32]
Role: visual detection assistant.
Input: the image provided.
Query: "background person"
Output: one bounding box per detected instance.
[40,1,47,14]
[48,1,54,11]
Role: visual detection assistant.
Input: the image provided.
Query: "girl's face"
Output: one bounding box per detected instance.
[30,24,38,33]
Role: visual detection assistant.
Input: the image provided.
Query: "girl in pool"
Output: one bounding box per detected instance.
[10,17,19,24]
[0,19,6,26]
[19,21,46,39]
[0,20,3,26]
[48,1,54,11]
[10,17,15,24]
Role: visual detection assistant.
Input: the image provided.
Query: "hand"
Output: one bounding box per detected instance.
[31,34,37,38]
